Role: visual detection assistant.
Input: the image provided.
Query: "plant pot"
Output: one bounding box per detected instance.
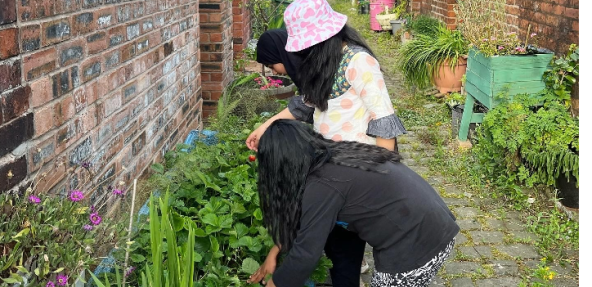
[257,75,296,100]
[451,104,476,140]
[376,13,399,30]
[433,57,467,94]
[556,172,578,209]
[390,19,404,35]
[358,3,369,14]
[400,31,412,43]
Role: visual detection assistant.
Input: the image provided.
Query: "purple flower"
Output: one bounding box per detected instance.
[125,266,136,278]
[90,213,102,225]
[29,195,41,204]
[80,161,91,169]
[90,205,95,212]
[56,274,68,286]
[112,189,124,196]
[69,190,84,202]
[46,281,55,287]
[83,224,93,231]
[530,32,537,37]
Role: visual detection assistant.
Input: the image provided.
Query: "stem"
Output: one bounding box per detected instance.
[122,179,138,287]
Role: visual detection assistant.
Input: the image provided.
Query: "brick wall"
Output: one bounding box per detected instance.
[232,0,252,60]
[199,0,235,118]
[0,0,203,206]
[410,0,579,55]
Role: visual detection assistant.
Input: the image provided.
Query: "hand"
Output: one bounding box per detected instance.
[247,245,280,285]
[247,255,276,285]
[246,123,269,151]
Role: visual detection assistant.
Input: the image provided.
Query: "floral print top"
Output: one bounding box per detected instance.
[289,45,406,144]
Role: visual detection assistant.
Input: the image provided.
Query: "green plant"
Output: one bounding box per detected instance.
[0,161,127,286]
[212,73,260,129]
[397,25,468,89]
[407,14,443,38]
[249,0,287,39]
[542,44,579,105]
[444,92,466,107]
[455,0,540,56]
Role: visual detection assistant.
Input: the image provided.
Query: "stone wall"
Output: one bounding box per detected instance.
[0,0,203,206]
[410,0,579,55]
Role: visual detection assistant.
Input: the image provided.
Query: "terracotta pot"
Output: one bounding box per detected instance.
[433,57,467,94]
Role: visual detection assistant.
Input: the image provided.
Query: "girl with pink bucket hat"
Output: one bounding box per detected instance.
[246,0,412,286]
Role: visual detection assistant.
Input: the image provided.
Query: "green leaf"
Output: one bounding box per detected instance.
[241,258,260,274]
[253,208,263,220]
[202,213,219,226]
[151,163,165,174]
[195,228,207,237]
[131,253,146,263]
[210,236,220,253]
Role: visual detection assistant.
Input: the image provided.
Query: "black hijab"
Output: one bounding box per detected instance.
[256,29,303,89]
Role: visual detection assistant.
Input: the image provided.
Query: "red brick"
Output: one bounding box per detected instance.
[210,32,223,42]
[55,0,80,14]
[34,104,55,136]
[57,38,85,67]
[565,7,578,19]
[0,28,18,60]
[30,76,53,108]
[18,0,55,22]
[572,21,579,32]
[0,60,21,90]
[21,24,41,52]
[1,85,30,124]
[0,0,17,25]
[72,12,97,36]
[79,103,97,133]
[54,93,75,126]
[87,31,109,55]
[80,56,102,83]
[72,87,87,113]
[120,42,137,62]
[96,7,116,29]
[41,18,72,46]
[23,48,57,81]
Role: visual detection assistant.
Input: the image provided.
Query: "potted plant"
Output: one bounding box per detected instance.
[454,0,554,141]
[397,25,468,93]
[358,0,370,14]
[375,0,406,31]
[474,46,579,208]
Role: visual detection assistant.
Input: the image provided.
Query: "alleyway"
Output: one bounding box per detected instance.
[326,2,580,287]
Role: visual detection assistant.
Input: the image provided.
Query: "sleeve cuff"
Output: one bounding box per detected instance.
[366,114,408,139]
[288,96,314,124]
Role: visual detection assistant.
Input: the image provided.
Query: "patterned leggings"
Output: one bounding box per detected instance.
[370,239,455,287]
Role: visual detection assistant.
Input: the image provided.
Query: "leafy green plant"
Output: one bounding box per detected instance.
[397,26,468,89]
[249,0,288,39]
[0,161,127,286]
[407,14,443,38]
[213,73,260,129]
[542,44,579,105]
[444,92,466,108]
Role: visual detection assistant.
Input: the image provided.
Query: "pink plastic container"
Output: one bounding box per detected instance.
[370,0,396,31]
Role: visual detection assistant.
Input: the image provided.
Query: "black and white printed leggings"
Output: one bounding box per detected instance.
[370,239,455,287]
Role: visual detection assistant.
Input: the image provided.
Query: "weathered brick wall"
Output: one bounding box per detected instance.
[410,0,579,55]
[232,0,252,59]
[0,0,203,205]
[200,0,235,118]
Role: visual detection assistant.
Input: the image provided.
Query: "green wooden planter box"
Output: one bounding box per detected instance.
[465,48,554,108]
[458,48,554,141]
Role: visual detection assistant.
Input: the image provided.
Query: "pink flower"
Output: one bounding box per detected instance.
[56,274,68,286]
[490,37,496,41]
[83,224,93,231]
[29,195,41,204]
[46,281,55,287]
[69,190,84,202]
[530,33,537,37]
[112,189,124,196]
[90,213,102,225]
[483,38,489,42]
[498,46,504,50]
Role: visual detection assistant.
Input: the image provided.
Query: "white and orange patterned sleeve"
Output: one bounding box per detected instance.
[345,52,407,138]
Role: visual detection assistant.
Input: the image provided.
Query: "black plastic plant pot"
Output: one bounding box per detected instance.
[359,4,369,14]
[556,172,579,209]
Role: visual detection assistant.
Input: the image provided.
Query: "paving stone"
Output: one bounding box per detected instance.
[458,246,493,259]
[523,260,539,270]
[450,278,475,287]
[496,244,541,259]
[550,278,579,287]
[444,185,464,195]
[427,176,445,185]
[399,152,413,159]
[474,277,522,287]
[489,260,519,276]
[454,207,480,219]
[455,233,468,245]
[456,219,481,230]
[398,144,413,151]
[423,103,439,109]
[444,262,484,275]
[469,231,504,244]
[418,157,431,165]
[485,219,505,230]
[402,158,417,166]
[412,166,430,175]
[504,221,526,231]
[428,276,446,286]
[473,197,496,207]
[423,149,436,157]
[550,262,573,275]
[443,197,470,206]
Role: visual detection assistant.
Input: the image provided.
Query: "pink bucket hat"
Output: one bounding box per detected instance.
[283,0,348,52]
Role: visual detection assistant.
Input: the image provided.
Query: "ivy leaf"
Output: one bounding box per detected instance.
[241,258,260,274]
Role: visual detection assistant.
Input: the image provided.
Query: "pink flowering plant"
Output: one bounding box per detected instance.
[254,75,286,90]
[0,161,127,285]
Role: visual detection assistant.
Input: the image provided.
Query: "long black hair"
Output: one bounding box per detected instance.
[256,120,401,252]
[297,24,377,111]
[256,29,304,88]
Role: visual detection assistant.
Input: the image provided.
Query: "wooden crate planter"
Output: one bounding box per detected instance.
[458,49,554,141]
